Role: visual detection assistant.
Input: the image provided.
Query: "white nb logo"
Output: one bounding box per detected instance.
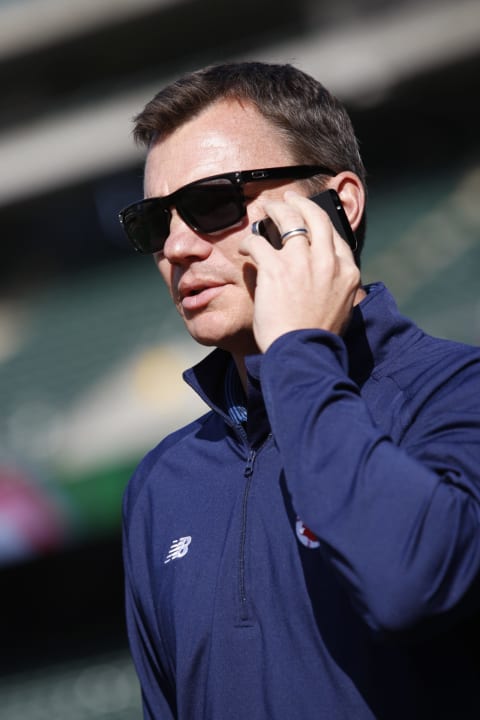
[164,536,192,564]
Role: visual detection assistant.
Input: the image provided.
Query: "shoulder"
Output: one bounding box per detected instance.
[388,332,480,395]
[122,409,217,518]
[360,289,480,439]
[375,333,480,446]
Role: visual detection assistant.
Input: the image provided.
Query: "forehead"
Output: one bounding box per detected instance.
[144,99,294,196]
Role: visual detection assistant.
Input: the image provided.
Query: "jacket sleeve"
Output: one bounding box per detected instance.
[123,475,177,720]
[260,329,480,634]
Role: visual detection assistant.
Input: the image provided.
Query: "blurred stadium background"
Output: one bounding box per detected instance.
[0,0,479,717]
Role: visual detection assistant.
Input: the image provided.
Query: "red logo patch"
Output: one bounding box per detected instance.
[296,518,320,549]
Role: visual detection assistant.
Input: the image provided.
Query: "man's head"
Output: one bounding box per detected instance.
[129,62,367,357]
[134,62,367,254]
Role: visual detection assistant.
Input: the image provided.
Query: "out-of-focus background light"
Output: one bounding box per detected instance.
[0,0,479,716]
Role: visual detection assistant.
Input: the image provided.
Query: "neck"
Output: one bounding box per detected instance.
[232,353,248,394]
[231,286,366,394]
[354,286,367,305]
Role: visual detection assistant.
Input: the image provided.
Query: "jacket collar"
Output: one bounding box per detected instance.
[344,282,422,385]
[183,283,421,436]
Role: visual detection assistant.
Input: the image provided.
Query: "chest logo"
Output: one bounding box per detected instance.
[296,519,320,549]
[164,536,192,564]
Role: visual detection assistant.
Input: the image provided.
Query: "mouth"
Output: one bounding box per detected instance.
[179,278,218,299]
[179,282,225,311]
[180,285,207,301]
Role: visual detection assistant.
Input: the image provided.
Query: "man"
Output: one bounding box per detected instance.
[120,62,480,719]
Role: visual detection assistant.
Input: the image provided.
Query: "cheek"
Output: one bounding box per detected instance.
[156,256,175,295]
[242,259,257,300]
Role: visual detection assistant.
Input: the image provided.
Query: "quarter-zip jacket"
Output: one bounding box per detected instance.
[123,283,480,719]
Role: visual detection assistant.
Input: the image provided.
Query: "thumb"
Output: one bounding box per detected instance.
[239,232,276,265]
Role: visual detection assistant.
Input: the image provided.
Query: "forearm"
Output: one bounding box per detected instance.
[261,330,480,632]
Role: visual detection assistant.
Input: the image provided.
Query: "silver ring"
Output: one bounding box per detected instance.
[280,227,309,245]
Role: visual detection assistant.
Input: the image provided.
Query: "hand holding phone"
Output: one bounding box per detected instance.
[251,189,357,253]
[240,187,362,352]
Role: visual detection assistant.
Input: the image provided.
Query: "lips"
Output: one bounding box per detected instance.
[178,279,226,311]
[179,279,218,299]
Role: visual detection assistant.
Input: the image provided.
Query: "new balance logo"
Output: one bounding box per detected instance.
[164,536,192,564]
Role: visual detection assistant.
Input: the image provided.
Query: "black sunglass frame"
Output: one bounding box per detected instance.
[118,164,336,254]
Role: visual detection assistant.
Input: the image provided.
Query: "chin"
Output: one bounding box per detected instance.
[185,319,256,355]
[185,322,231,349]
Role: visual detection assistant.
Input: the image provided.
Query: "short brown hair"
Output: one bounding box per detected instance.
[133,61,367,258]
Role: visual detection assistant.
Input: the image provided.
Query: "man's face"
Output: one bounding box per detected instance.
[144,99,299,357]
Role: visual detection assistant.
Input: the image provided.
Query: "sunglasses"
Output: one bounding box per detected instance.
[118,165,335,254]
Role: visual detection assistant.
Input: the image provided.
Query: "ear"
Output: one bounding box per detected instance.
[328,171,365,234]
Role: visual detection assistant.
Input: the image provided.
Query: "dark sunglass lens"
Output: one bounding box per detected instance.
[123,201,170,253]
[180,181,244,233]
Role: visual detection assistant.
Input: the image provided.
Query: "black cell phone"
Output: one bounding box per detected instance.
[251,189,357,252]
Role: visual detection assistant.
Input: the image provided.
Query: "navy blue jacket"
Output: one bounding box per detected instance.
[123,283,480,719]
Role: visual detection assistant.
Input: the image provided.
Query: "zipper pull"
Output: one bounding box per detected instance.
[244,449,256,477]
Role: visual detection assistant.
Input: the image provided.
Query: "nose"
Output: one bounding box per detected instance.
[162,211,213,265]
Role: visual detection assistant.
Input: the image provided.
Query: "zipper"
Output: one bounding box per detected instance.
[237,435,271,623]
[238,448,256,622]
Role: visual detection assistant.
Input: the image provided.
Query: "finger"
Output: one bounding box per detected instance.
[286,190,358,266]
[279,227,309,247]
[239,231,277,265]
[259,198,311,250]
[283,191,336,252]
